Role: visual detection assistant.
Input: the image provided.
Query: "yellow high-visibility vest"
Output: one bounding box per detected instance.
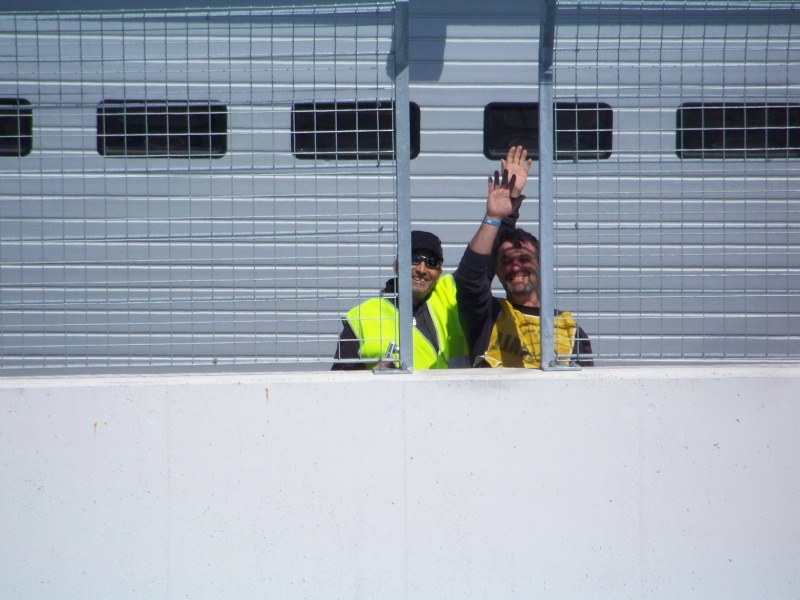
[345,274,468,369]
[482,299,577,368]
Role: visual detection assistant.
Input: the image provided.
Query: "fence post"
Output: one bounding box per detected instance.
[393,0,413,372]
[538,0,557,369]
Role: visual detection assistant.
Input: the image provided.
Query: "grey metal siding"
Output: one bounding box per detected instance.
[1,0,798,368]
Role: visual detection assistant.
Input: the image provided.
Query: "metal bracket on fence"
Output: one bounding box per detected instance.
[372,342,411,374]
[545,359,583,371]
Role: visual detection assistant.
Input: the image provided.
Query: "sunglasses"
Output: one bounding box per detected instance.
[411,251,442,269]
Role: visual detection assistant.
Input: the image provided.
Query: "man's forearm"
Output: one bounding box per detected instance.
[468,216,503,256]
[469,204,520,257]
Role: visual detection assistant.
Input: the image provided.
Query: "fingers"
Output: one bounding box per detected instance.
[504,145,532,169]
[519,147,530,169]
[489,169,515,190]
[488,170,500,194]
[501,146,530,198]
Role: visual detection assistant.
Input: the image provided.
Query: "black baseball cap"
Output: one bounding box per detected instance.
[411,230,443,262]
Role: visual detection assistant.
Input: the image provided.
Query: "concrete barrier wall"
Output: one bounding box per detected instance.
[1,366,799,599]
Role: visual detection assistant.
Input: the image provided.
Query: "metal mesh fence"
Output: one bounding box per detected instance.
[0,2,403,370]
[2,0,798,372]
[549,0,800,364]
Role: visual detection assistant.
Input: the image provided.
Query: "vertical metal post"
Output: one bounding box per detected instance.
[538,0,557,370]
[394,0,413,372]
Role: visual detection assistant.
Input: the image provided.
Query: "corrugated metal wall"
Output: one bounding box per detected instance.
[408,0,799,364]
[0,3,401,369]
[407,0,541,265]
[549,1,800,363]
[1,0,798,369]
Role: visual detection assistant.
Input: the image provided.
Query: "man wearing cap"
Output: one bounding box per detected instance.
[332,146,534,370]
[332,229,469,370]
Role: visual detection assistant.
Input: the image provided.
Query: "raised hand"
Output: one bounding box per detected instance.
[500,145,533,198]
[467,169,518,255]
[486,169,517,221]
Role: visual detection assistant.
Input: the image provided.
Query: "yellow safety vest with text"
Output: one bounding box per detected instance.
[482,299,577,368]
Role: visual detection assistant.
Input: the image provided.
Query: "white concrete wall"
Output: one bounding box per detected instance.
[1,366,799,599]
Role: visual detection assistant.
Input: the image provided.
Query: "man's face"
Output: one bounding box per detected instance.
[410,249,442,304]
[496,241,539,303]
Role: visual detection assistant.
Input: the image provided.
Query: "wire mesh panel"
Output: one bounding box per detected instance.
[0,2,403,370]
[550,0,800,364]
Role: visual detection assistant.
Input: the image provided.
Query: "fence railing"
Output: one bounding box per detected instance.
[1,0,797,372]
[0,1,410,371]
[545,0,800,364]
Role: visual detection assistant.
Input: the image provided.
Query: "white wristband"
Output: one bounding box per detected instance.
[482,215,501,227]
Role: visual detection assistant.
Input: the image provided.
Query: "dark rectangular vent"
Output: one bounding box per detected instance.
[97,100,227,158]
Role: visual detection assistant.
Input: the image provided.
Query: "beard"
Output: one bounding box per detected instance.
[501,276,537,299]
